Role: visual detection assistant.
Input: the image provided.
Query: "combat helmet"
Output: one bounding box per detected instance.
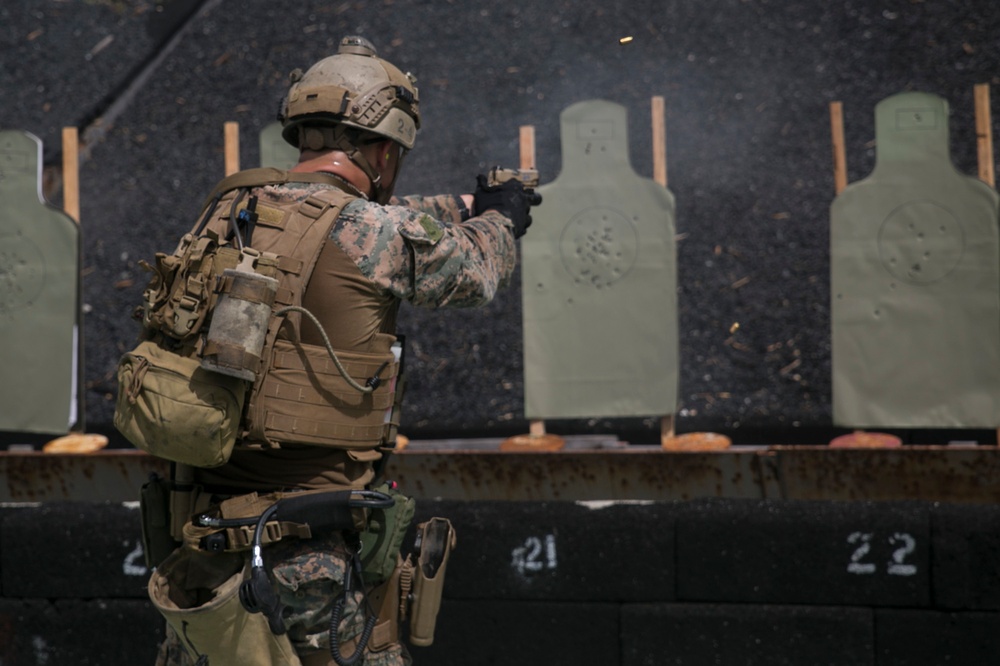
[278,36,419,203]
[279,35,420,150]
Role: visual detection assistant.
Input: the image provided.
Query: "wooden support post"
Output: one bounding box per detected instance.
[651,97,676,445]
[975,83,995,188]
[652,96,668,189]
[520,125,536,174]
[61,127,80,223]
[224,121,240,176]
[62,126,84,433]
[520,125,547,439]
[978,85,1000,445]
[829,101,848,195]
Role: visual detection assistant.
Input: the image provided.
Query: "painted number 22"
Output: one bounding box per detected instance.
[846,531,917,576]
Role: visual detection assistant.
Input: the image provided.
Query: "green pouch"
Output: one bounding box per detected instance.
[114,339,248,467]
[360,484,416,583]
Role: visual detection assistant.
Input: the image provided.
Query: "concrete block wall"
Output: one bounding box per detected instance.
[1,499,997,664]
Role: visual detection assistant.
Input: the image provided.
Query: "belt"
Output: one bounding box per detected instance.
[182,488,366,552]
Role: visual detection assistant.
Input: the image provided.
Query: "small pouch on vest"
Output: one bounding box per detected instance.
[149,548,303,666]
[407,517,456,647]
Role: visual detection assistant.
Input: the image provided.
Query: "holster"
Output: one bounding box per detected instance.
[406,517,457,647]
[149,547,303,666]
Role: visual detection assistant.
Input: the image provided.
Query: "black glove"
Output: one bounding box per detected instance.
[473,174,541,239]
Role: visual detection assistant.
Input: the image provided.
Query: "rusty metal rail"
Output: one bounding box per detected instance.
[1,441,997,504]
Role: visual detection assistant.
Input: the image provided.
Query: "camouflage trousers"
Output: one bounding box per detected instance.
[152,533,411,666]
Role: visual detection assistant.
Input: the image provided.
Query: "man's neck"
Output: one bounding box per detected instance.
[291,150,371,198]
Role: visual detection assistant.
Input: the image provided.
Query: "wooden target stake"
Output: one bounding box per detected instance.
[61,126,85,433]
[975,83,995,188]
[652,96,668,189]
[829,101,848,195]
[975,84,1000,445]
[62,127,80,223]
[520,125,549,440]
[651,96,677,445]
[224,121,240,176]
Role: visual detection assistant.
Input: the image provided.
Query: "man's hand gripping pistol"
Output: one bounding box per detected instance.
[474,166,543,238]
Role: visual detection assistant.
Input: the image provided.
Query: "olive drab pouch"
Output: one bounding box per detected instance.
[149,548,303,666]
[359,483,416,583]
[114,338,248,467]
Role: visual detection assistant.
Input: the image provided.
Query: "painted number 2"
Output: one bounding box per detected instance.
[846,531,917,577]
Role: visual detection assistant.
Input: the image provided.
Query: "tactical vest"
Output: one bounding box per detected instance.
[120,168,400,464]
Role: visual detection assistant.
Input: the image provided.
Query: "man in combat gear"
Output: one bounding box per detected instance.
[145,35,537,666]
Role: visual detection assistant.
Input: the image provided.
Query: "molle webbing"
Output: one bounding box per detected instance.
[217,270,279,306]
[258,339,396,448]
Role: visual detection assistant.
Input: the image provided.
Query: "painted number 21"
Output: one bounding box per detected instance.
[846,531,917,576]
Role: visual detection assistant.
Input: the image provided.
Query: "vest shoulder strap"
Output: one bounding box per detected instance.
[198,167,364,212]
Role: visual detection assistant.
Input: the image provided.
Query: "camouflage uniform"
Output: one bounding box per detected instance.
[297,183,515,307]
[154,182,515,665]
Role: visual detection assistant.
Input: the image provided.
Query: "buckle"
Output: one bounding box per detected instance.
[201,532,228,553]
[299,195,330,219]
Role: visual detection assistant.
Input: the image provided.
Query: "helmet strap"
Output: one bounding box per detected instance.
[298,126,384,199]
[296,125,407,204]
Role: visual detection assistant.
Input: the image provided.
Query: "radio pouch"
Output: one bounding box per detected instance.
[359,483,416,583]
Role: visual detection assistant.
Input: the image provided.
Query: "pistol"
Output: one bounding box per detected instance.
[487,166,539,190]
[487,166,542,206]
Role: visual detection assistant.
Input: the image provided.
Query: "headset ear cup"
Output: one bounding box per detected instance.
[239,567,288,635]
[239,578,261,613]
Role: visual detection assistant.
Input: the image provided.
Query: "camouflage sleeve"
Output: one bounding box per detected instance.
[389,194,469,224]
[332,198,517,308]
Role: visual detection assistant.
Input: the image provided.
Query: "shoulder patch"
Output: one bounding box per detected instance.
[418,215,444,242]
[396,210,446,246]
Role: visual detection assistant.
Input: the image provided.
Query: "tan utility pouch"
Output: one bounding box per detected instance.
[114,338,248,467]
[407,517,457,647]
[149,547,302,666]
